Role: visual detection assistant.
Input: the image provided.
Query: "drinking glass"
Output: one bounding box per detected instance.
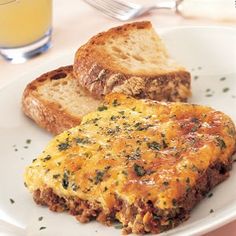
[0,0,52,63]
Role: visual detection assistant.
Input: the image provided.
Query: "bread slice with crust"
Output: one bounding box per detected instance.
[73,21,191,101]
[22,66,101,135]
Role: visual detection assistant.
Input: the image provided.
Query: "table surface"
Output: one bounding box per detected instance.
[0,0,235,235]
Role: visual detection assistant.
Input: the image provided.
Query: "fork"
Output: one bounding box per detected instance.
[84,0,183,21]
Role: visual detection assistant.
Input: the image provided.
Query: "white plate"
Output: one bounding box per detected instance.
[0,26,236,236]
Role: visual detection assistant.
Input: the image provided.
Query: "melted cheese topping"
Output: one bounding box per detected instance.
[25,93,236,211]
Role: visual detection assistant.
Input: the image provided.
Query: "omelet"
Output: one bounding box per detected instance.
[24,93,236,234]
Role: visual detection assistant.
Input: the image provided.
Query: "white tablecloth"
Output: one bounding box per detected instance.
[0,0,235,235]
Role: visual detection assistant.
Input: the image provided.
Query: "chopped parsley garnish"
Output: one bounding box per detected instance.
[126,147,141,160]
[43,155,51,161]
[114,222,123,229]
[95,170,105,184]
[208,193,213,198]
[103,186,108,192]
[222,87,229,93]
[121,170,128,176]
[58,141,70,151]
[26,139,31,144]
[215,137,226,150]
[94,166,110,185]
[118,111,125,115]
[9,198,15,204]
[76,137,91,144]
[112,99,120,107]
[71,183,79,191]
[110,115,119,121]
[53,174,60,179]
[147,141,161,151]
[107,126,120,135]
[38,216,43,221]
[97,105,108,111]
[220,77,226,81]
[62,171,69,189]
[210,209,214,213]
[133,163,146,177]
[39,226,46,231]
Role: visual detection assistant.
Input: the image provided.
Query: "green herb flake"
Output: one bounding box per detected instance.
[118,111,125,115]
[121,170,128,176]
[215,137,227,150]
[103,186,108,192]
[206,94,213,97]
[39,226,46,231]
[14,148,18,152]
[133,163,146,177]
[24,146,28,149]
[114,223,123,229]
[71,183,79,191]
[9,198,15,204]
[62,171,69,189]
[147,141,161,151]
[110,115,118,121]
[210,209,214,213]
[43,155,51,161]
[94,168,110,185]
[76,137,91,145]
[208,193,213,198]
[97,105,108,111]
[112,99,120,107]
[126,147,141,160]
[53,174,60,179]
[38,216,43,221]
[220,77,226,81]
[26,139,31,144]
[222,87,229,93]
[58,141,70,151]
[194,75,199,80]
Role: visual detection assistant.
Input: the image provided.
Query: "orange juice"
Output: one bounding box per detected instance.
[0,0,52,47]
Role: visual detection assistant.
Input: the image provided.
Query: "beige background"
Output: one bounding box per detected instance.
[0,0,236,235]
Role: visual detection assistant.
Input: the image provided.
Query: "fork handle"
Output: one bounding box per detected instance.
[153,0,183,10]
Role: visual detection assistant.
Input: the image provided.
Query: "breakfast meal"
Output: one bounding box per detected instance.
[24,93,236,234]
[22,21,236,235]
[22,21,191,134]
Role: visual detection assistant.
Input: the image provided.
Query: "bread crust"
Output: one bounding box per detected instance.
[22,66,82,135]
[73,21,191,101]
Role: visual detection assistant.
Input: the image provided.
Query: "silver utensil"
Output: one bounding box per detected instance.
[83,0,183,21]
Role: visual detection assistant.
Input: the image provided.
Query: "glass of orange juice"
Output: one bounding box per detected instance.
[0,0,52,63]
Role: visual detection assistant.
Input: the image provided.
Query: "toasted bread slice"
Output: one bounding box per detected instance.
[24,93,236,234]
[74,21,191,101]
[22,66,101,135]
